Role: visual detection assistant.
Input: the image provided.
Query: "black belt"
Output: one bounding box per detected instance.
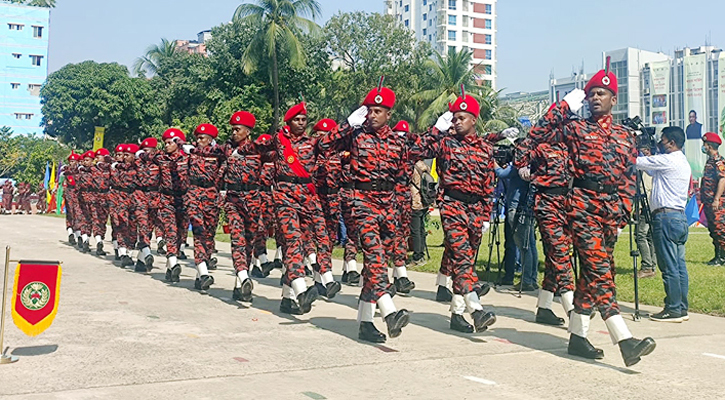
[537,186,569,196]
[277,175,312,184]
[443,189,483,204]
[138,187,159,193]
[226,183,263,192]
[573,179,617,195]
[651,207,684,217]
[190,178,216,188]
[354,180,395,192]
[341,182,353,189]
[112,186,134,194]
[318,186,340,195]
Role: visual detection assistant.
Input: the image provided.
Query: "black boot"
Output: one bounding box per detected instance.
[296,286,318,314]
[304,265,313,277]
[144,254,154,272]
[472,310,497,332]
[450,313,474,333]
[384,309,410,338]
[114,249,120,261]
[165,264,181,283]
[436,286,453,302]
[394,277,415,294]
[77,239,84,251]
[324,281,342,299]
[81,241,90,254]
[536,308,565,326]
[120,255,134,267]
[135,259,148,272]
[715,248,725,266]
[96,242,107,256]
[194,275,214,292]
[474,282,491,298]
[260,261,276,277]
[272,259,283,269]
[207,257,218,270]
[177,252,187,260]
[280,298,302,315]
[568,334,604,360]
[342,271,361,285]
[232,278,254,302]
[619,337,657,367]
[358,321,386,343]
[68,234,76,245]
[314,281,328,297]
[250,266,265,278]
[156,239,166,255]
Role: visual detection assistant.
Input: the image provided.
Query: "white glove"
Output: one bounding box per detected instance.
[563,88,586,113]
[211,139,217,147]
[219,190,227,199]
[501,127,519,138]
[518,167,531,182]
[347,106,368,127]
[182,144,195,153]
[617,228,623,237]
[482,222,491,234]
[435,111,454,132]
[135,150,145,158]
[231,149,242,158]
[111,162,118,170]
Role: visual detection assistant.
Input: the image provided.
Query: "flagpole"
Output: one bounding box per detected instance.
[0,246,18,364]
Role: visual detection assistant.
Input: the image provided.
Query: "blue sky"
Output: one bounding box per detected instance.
[47,0,720,94]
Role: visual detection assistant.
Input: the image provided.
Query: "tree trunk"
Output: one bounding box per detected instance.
[271,47,280,133]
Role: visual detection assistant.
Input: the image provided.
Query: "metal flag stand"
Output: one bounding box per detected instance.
[1,246,18,364]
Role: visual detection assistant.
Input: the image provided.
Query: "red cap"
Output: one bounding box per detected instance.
[140,137,158,149]
[125,144,140,154]
[114,144,125,153]
[312,118,337,132]
[162,128,186,142]
[230,111,256,128]
[68,152,82,161]
[585,56,618,96]
[392,121,410,133]
[703,132,722,146]
[449,95,480,118]
[362,87,396,109]
[95,148,110,157]
[284,103,307,123]
[194,123,218,138]
[82,150,96,159]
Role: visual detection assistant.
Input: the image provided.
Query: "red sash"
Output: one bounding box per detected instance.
[277,128,316,195]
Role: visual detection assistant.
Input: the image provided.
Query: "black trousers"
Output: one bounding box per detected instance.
[411,208,428,260]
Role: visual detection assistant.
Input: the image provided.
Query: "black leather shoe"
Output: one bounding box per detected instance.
[165,264,181,283]
[297,286,318,314]
[436,286,453,302]
[450,313,474,333]
[114,249,120,261]
[394,277,415,294]
[69,234,77,245]
[472,310,496,332]
[96,242,107,256]
[177,252,187,260]
[120,255,134,267]
[144,254,154,271]
[77,239,84,251]
[324,281,341,299]
[81,241,90,253]
[536,308,565,326]
[156,239,166,255]
[619,337,656,367]
[359,321,386,343]
[250,266,265,278]
[314,281,327,297]
[208,257,218,270]
[195,275,214,292]
[384,309,410,338]
[568,334,604,360]
[280,298,302,315]
[474,282,491,298]
[342,271,361,285]
[272,259,283,269]
[135,259,148,272]
[260,261,276,277]
[232,278,254,302]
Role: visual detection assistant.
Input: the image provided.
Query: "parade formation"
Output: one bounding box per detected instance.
[55,65,657,367]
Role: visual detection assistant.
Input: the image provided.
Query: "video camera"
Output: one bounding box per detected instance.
[493,145,514,166]
[623,116,657,151]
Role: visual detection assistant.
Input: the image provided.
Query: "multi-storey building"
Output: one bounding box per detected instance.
[0,2,50,135]
[175,30,211,56]
[385,0,497,88]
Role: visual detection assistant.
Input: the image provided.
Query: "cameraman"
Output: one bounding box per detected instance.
[635,126,691,322]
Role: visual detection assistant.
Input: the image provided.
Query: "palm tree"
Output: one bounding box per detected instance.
[133,38,178,77]
[9,0,56,7]
[233,0,321,132]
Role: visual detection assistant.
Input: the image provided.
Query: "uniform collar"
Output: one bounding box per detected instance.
[596,114,613,131]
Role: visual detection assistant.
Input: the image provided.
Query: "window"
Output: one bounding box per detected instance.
[485,49,492,60]
[8,23,24,31]
[399,1,402,6]
[404,19,409,27]
[462,15,469,27]
[32,26,43,38]
[12,53,21,59]
[30,55,44,66]
[423,28,427,35]
[15,114,22,120]
[485,19,492,29]
[25,113,33,120]
[423,0,427,4]
[448,15,456,25]
[448,30,456,41]
[462,31,469,42]
[482,64,492,75]
[448,0,456,10]
[423,13,427,21]
[485,4,492,14]
[429,20,433,26]
[430,4,433,11]
[10,83,20,90]
[485,34,492,44]
[428,35,432,41]
[404,5,409,12]
[28,84,42,96]
[14,113,34,120]
[448,46,456,53]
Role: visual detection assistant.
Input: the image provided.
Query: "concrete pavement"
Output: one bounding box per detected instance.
[0,215,724,399]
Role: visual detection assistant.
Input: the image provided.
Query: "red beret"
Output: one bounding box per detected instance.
[126,144,140,154]
[68,152,82,161]
[230,111,256,128]
[284,102,307,123]
[703,132,722,146]
[115,144,125,153]
[449,95,480,118]
[585,56,617,96]
[313,118,337,132]
[392,121,410,133]
[141,137,158,149]
[362,87,395,109]
[95,148,110,157]
[82,150,96,159]
[162,128,186,142]
[194,123,218,138]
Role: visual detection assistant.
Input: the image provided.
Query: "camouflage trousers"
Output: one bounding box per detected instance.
[340,187,360,262]
[186,186,218,265]
[440,198,484,295]
[535,192,575,294]
[225,191,262,272]
[704,203,725,249]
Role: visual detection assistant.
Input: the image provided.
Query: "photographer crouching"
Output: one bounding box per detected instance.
[635,126,691,322]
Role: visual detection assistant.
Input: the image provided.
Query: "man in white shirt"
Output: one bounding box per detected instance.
[635,127,692,323]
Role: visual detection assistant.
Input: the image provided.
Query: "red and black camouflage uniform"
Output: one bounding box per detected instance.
[264,128,333,286]
[133,151,157,252]
[254,161,278,259]
[109,151,138,251]
[701,155,725,250]
[36,183,47,214]
[392,131,417,271]
[1,181,13,212]
[515,138,575,295]
[91,161,111,239]
[339,154,359,264]
[76,164,95,236]
[61,163,80,231]
[319,122,406,303]
[315,150,343,245]
[528,101,636,319]
[18,182,31,213]
[413,127,494,296]
[184,142,225,267]
[221,139,265,274]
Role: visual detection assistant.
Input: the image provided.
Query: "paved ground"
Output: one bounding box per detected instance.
[0,215,724,399]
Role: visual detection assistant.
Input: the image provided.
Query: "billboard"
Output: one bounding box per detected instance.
[683,54,708,178]
[650,60,670,131]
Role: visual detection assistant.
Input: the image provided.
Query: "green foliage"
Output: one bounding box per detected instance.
[6,0,55,7]
[0,127,67,187]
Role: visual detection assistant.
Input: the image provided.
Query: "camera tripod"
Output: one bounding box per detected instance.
[483,186,506,284]
[627,170,652,321]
